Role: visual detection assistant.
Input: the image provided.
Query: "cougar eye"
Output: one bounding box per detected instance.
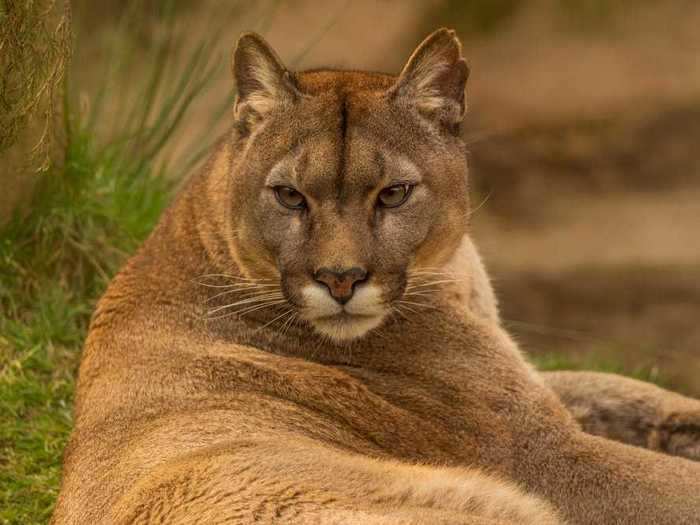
[274,186,306,209]
[377,184,413,208]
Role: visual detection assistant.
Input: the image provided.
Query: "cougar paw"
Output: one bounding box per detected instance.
[650,411,700,461]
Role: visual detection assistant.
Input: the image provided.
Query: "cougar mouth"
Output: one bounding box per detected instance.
[300,283,389,340]
[310,311,386,341]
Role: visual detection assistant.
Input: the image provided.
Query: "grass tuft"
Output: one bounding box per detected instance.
[533,352,667,387]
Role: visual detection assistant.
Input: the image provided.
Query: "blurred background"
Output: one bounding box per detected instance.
[1,1,699,522]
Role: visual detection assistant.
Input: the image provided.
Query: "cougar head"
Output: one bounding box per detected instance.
[225,28,470,341]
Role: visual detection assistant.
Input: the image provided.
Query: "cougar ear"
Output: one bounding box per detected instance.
[231,32,299,127]
[390,28,469,128]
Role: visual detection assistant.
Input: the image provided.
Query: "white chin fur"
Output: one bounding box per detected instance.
[301,284,388,341]
[311,314,385,341]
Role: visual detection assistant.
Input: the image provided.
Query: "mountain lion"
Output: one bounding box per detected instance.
[52,29,700,524]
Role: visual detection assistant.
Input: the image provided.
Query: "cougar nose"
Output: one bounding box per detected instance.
[314,267,368,304]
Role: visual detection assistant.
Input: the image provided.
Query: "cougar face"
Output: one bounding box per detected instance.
[226,30,470,341]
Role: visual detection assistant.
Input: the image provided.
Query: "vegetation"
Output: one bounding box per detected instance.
[0,6,223,522]
[0,0,71,171]
[533,353,666,387]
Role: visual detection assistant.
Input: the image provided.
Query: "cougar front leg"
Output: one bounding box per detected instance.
[542,370,700,461]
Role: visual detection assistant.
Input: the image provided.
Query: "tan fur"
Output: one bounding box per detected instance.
[53,29,700,524]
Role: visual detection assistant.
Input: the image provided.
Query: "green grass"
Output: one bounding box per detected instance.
[0,123,168,525]
[0,7,223,522]
[533,352,667,387]
[0,100,173,525]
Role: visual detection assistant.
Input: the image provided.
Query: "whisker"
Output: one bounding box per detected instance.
[195,280,279,289]
[196,282,243,289]
[279,311,299,335]
[407,270,460,277]
[257,308,295,331]
[405,279,461,290]
[211,294,282,313]
[409,266,460,272]
[281,312,299,337]
[197,273,276,283]
[391,305,412,320]
[413,265,466,271]
[209,282,279,289]
[467,189,492,219]
[206,300,287,321]
[406,279,460,286]
[235,300,288,317]
[395,302,420,315]
[397,300,435,310]
[408,271,465,278]
[407,273,454,280]
[206,287,283,304]
[408,276,468,285]
[207,293,285,315]
[408,269,454,274]
[402,290,437,298]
